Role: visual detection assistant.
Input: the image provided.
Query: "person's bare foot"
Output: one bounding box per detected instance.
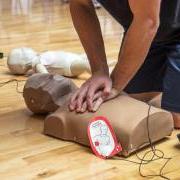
[172,113,180,129]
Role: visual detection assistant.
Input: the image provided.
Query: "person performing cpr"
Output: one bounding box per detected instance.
[69,0,180,129]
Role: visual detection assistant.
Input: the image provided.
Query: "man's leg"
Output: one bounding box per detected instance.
[160,43,180,129]
[123,43,180,128]
[129,92,162,109]
[129,92,161,102]
[130,91,180,129]
[124,43,166,103]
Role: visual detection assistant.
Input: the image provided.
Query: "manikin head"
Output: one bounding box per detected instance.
[23,73,77,114]
[7,47,37,75]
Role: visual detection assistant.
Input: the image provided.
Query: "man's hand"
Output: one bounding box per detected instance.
[90,88,121,112]
[69,72,112,112]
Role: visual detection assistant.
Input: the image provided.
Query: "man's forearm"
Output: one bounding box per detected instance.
[70,0,109,75]
[111,18,159,91]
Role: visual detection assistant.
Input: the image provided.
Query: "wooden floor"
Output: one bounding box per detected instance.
[0,1,180,179]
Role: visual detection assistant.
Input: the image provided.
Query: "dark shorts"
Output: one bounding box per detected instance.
[97,0,180,113]
[124,42,180,113]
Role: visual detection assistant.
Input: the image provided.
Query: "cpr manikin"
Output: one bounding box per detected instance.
[23,73,173,156]
[7,47,116,77]
[23,73,77,114]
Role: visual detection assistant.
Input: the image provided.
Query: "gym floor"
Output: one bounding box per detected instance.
[0,0,179,179]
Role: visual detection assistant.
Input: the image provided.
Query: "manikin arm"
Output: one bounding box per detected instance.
[35,64,49,73]
[32,56,49,74]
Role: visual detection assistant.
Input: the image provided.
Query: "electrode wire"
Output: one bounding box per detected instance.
[114,105,172,180]
[0,79,26,93]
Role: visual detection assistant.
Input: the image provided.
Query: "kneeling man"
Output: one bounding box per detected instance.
[69,0,180,128]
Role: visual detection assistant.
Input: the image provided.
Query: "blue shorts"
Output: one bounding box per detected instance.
[97,0,180,113]
[124,42,180,113]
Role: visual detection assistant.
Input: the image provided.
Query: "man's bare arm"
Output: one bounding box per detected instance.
[111,0,161,91]
[70,0,108,75]
[69,0,112,112]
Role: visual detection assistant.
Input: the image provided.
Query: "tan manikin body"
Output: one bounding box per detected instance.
[23,73,174,156]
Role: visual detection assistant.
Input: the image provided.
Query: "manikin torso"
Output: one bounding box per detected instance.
[33,51,90,76]
[23,73,173,156]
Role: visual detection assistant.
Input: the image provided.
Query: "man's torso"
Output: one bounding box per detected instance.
[98,0,180,43]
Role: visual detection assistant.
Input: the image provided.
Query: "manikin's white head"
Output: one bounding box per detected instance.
[7,47,37,75]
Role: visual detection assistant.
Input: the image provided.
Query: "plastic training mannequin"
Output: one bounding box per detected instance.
[23,73,77,114]
[7,47,116,77]
[23,73,174,156]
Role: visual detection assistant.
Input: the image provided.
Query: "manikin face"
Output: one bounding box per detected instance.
[7,47,37,74]
[23,73,77,114]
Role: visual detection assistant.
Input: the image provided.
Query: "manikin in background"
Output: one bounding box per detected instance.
[7,47,116,77]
